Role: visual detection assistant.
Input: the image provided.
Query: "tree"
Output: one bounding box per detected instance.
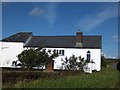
[61,55,87,71]
[116,60,120,72]
[18,48,38,70]
[35,48,58,72]
[101,54,106,67]
[18,48,58,70]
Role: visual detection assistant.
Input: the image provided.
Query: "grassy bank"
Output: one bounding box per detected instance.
[3,66,119,88]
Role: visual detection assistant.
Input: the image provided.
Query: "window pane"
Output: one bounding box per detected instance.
[62,50,64,56]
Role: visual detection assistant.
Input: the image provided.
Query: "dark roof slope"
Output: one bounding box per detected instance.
[2,32,33,43]
[25,36,76,47]
[2,32,102,48]
[25,35,102,48]
[82,36,102,48]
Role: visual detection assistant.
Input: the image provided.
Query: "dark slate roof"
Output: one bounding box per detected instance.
[2,32,102,48]
[25,36,76,47]
[2,32,33,43]
[82,36,102,48]
[25,35,102,48]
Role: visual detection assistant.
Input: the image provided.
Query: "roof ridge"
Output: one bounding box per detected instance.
[33,35,75,37]
[32,35,101,37]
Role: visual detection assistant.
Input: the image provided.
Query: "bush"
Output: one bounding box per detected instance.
[61,55,87,71]
[2,70,82,84]
[116,61,120,72]
[18,48,58,70]
[101,55,106,67]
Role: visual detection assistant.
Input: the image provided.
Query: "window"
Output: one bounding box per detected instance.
[53,49,56,54]
[87,50,91,62]
[53,49,65,56]
[62,50,64,56]
[58,50,64,56]
[59,50,62,54]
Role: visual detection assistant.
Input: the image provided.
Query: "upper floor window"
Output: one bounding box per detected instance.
[53,49,64,56]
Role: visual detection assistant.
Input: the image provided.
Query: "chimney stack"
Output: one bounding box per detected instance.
[75,30,83,47]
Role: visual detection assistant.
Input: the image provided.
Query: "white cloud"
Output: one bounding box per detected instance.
[102,52,118,59]
[28,3,58,27]
[77,4,118,32]
[44,2,58,27]
[28,7,44,16]
[113,34,118,43]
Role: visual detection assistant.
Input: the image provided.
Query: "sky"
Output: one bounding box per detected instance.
[2,2,118,58]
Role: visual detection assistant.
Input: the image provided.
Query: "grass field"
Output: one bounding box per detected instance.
[3,66,119,88]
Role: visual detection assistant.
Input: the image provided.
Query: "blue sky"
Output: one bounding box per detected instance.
[2,2,118,58]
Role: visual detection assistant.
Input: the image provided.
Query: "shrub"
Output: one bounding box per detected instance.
[116,60,120,72]
[101,55,106,67]
[2,70,82,84]
[18,48,58,70]
[61,55,87,71]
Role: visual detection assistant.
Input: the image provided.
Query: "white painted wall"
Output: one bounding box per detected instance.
[46,48,101,71]
[0,44,101,72]
[0,42,23,67]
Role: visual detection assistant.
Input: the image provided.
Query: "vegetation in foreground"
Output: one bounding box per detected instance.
[3,66,119,88]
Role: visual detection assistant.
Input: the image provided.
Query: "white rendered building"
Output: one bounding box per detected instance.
[0,31,102,73]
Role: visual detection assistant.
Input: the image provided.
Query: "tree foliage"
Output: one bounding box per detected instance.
[101,54,106,67]
[116,60,120,72]
[18,48,58,70]
[61,55,87,71]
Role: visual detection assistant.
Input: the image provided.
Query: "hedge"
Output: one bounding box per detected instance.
[2,70,82,84]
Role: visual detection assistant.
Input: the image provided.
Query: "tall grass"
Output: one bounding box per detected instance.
[12,66,119,88]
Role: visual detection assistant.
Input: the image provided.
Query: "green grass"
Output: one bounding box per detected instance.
[14,67,118,88]
[3,66,119,88]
